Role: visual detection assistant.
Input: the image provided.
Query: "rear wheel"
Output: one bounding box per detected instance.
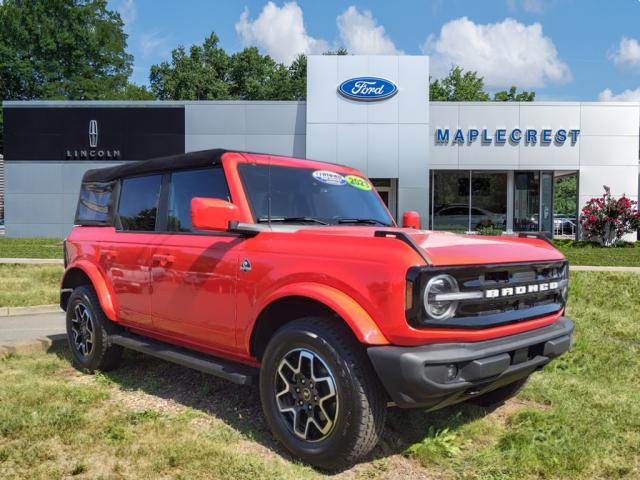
[259,317,386,470]
[66,286,123,372]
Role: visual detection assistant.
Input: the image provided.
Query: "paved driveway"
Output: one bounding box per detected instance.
[0,311,65,343]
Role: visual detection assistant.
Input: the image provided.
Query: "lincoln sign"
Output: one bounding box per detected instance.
[435,127,581,145]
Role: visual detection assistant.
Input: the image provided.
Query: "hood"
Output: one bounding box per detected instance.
[406,230,564,266]
[296,226,565,267]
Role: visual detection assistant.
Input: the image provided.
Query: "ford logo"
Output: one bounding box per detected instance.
[337,77,398,102]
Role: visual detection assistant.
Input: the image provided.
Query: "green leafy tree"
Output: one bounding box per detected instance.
[429,67,535,102]
[0,0,139,153]
[494,86,535,102]
[150,33,308,101]
[149,33,230,100]
[429,67,490,101]
[554,175,577,215]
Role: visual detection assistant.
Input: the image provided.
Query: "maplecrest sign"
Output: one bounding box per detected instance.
[435,127,580,145]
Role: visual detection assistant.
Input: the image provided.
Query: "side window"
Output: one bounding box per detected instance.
[76,181,115,224]
[117,175,162,231]
[167,168,230,232]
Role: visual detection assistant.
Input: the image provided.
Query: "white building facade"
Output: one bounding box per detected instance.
[2,54,638,238]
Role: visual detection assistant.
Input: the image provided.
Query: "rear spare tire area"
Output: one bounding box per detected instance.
[66,286,123,372]
[259,317,386,470]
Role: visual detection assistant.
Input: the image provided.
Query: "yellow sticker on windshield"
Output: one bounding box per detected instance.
[345,175,372,191]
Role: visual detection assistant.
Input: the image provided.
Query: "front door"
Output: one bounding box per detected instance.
[149,167,242,353]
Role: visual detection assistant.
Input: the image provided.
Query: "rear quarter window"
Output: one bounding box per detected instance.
[76,182,116,225]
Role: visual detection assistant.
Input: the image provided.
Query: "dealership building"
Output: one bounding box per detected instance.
[2,55,639,238]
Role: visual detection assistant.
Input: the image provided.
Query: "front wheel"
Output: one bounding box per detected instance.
[259,317,386,470]
[66,286,123,372]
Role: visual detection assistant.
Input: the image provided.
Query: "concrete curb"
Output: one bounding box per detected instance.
[0,334,67,359]
[570,265,640,273]
[0,258,64,265]
[0,305,61,317]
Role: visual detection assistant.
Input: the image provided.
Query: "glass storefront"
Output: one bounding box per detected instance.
[431,170,507,232]
[430,169,556,235]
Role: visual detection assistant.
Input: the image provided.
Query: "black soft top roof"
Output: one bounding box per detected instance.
[82,149,229,183]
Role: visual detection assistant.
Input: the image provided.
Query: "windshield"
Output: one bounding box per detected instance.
[238,164,393,226]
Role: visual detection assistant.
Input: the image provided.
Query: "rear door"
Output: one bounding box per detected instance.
[102,174,163,328]
[149,167,243,353]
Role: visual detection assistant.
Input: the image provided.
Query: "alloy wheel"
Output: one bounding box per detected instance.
[70,302,95,357]
[274,348,339,442]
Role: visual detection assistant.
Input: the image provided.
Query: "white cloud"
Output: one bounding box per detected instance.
[336,6,403,55]
[139,32,166,57]
[522,0,545,13]
[506,0,546,13]
[599,87,640,102]
[235,1,328,64]
[609,37,640,69]
[118,0,137,27]
[422,17,571,88]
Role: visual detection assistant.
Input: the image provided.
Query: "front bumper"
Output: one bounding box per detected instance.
[367,316,573,409]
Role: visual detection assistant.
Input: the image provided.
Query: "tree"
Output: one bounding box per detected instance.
[494,86,535,102]
[429,67,489,101]
[554,175,577,215]
[150,33,230,100]
[0,0,138,153]
[429,67,535,102]
[150,33,307,101]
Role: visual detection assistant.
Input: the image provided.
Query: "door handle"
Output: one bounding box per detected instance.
[152,254,175,267]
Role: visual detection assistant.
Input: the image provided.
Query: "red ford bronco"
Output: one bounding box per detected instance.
[62,149,573,469]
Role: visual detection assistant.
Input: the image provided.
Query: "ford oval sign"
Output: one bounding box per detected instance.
[338,77,398,102]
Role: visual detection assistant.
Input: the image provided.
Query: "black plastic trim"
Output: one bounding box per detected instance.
[367,316,573,409]
[110,332,258,385]
[374,230,432,265]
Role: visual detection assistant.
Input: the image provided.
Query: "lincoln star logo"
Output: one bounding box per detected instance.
[89,120,98,148]
[485,281,560,299]
[337,77,398,102]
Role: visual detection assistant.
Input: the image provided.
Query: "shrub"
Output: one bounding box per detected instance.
[579,186,640,246]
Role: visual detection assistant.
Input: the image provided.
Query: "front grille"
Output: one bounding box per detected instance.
[406,261,568,329]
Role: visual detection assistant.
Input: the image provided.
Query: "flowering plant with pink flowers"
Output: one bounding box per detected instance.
[580,186,640,246]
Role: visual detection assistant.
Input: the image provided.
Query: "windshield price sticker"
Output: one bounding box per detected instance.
[312,170,347,186]
[345,175,372,191]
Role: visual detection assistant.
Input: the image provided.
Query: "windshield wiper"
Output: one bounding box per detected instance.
[258,216,328,225]
[337,218,389,226]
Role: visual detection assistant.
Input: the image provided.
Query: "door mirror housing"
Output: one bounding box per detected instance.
[190,197,240,231]
[402,211,421,229]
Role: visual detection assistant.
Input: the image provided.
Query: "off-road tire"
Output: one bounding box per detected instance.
[469,377,529,408]
[66,286,123,372]
[259,317,386,470]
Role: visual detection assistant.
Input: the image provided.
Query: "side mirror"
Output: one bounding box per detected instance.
[402,211,421,229]
[190,197,240,231]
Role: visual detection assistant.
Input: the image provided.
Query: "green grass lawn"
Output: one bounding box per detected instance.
[0,237,64,259]
[0,264,63,307]
[0,271,638,479]
[553,239,640,267]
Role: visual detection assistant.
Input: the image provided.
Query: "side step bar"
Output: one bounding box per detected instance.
[110,333,258,386]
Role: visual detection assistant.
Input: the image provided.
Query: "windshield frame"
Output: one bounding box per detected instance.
[237,163,395,227]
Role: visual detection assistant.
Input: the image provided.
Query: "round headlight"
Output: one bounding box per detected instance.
[423,274,459,321]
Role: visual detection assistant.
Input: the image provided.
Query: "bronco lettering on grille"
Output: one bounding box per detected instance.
[485,281,559,299]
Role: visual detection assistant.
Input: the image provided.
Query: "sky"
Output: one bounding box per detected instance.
[111,0,640,101]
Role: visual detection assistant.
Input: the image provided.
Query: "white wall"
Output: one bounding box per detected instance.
[306,55,430,221]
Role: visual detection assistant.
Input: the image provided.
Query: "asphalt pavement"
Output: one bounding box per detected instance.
[0,311,66,344]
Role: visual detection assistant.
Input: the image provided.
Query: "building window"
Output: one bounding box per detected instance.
[167,168,230,232]
[117,175,162,231]
[470,171,507,231]
[431,171,471,232]
[431,170,507,232]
